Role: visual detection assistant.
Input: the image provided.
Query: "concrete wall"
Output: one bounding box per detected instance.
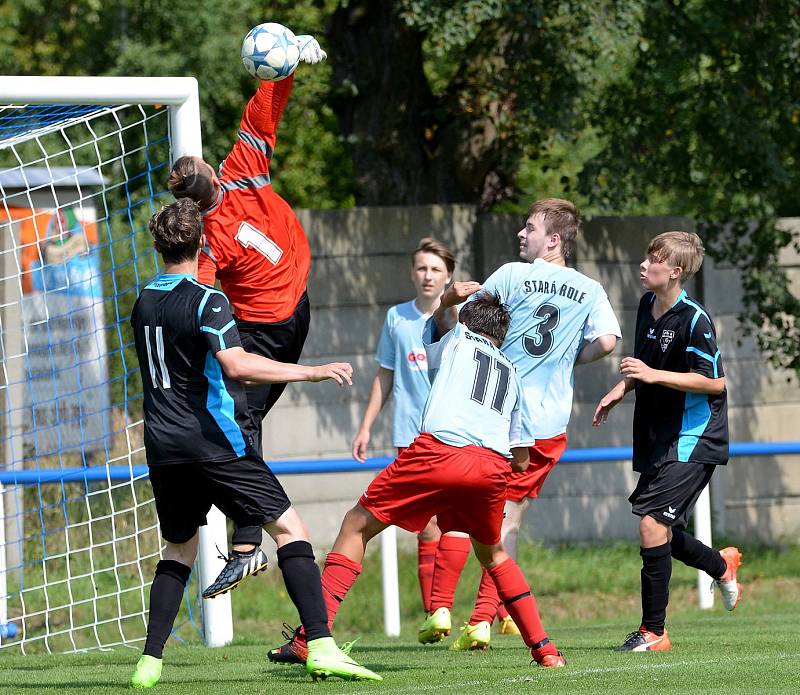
[256,208,799,549]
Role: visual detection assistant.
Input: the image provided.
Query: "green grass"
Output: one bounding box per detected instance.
[2,541,799,694]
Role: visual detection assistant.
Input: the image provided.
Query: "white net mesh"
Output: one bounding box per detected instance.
[0,101,201,652]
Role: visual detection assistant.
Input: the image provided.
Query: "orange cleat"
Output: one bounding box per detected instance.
[615,626,672,652]
[716,546,743,611]
[538,652,566,668]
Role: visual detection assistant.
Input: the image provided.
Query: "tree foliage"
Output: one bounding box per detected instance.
[1,0,799,368]
[0,0,352,208]
[579,0,800,370]
[326,0,634,207]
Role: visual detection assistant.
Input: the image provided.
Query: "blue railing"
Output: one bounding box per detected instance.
[1,441,798,485]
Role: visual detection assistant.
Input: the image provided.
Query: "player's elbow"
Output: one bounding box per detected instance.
[596,334,618,356]
[217,350,250,382]
[711,376,726,395]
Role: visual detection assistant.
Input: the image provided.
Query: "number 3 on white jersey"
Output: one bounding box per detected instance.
[235,221,284,265]
[144,325,170,389]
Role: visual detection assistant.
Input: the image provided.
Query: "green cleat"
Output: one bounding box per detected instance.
[417,607,451,644]
[130,655,162,688]
[450,621,491,651]
[305,636,382,682]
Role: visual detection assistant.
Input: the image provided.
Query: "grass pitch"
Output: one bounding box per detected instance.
[1,542,798,694]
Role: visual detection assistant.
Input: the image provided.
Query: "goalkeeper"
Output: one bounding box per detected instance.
[129,199,380,687]
[167,32,326,598]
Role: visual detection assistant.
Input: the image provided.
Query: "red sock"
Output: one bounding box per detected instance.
[496,603,510,621]
[488,557,556,657]
[429,535,471,611]
[320,552,362,630]
[417,539,438,612]
[470,567,501,624]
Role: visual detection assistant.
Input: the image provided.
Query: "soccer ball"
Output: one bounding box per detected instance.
[241,23,300,81]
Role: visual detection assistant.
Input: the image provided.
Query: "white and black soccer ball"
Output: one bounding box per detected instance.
[241,23,300,81]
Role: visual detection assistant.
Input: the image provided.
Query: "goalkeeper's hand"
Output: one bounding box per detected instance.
[295,35,327,64]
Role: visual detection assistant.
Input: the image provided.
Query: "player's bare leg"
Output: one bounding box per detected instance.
[132,534,199,688]
[462,538,564,667]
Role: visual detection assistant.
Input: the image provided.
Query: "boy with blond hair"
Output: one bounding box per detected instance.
[594,231,742,652]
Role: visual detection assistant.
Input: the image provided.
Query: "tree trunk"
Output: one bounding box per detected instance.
[327,1,506,207]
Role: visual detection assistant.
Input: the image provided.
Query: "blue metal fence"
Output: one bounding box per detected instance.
[2,441,798,485]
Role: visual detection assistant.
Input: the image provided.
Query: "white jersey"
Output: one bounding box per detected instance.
[420,321,526,457]
[481,260,621,440]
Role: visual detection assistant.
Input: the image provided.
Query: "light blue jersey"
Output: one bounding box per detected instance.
[481,260,621,440]
[375,300,433,448]
[421,321,525,457]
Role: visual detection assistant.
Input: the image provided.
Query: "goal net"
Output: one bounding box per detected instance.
[0,77,231,653]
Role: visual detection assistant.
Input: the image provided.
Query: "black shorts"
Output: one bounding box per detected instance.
[148,456,292,544]
[629,461,717,528]
[236,293,310,454]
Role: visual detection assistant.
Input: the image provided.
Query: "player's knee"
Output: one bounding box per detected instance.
[163,535,198,566]
[418,517,441,542]
[639,514,669,545]
[473,541,507,569]
[340,504,371,535]
[269,506,310,542]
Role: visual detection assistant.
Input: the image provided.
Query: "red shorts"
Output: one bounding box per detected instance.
[504,434,568,502]
[360,433,508,545]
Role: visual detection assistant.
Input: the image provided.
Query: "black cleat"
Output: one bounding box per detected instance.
[202,547,268,599]
[268,623,308,665]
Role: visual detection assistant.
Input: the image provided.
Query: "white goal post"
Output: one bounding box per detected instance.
[0,75,232,649]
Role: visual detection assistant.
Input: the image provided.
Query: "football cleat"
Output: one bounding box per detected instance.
[498,615,521,636]
[530,638,566,667]
[305,636,382,682]
[536,651,567,668]
[268,623,308,665]
[450,621,491,651]
[130,655,162,688]
[615,626,672,652]
[202,547,268,599]
[418,607,451,644]
[715,546,743,611]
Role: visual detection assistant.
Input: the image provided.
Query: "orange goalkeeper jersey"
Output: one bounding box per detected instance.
[198,76,311,323]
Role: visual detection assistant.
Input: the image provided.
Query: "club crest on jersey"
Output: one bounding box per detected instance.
[660,330,675,352]
[407,348,427,371]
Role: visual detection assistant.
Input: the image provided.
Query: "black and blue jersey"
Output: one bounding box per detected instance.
[632,289,729,472]
[131,273,257,466]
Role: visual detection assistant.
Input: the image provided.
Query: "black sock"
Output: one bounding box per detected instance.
[277,541,331,642]
[670,527,726,579]
[143,559,192,658]
[640,543,672,635]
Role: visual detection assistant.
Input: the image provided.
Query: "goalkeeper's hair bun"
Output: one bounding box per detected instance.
[168,156,215,208]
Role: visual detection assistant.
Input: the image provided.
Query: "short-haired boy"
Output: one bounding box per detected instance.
[593,231,742,652]
[348,237,472,623]
[272,283,565,669]
[129,199,379,686]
